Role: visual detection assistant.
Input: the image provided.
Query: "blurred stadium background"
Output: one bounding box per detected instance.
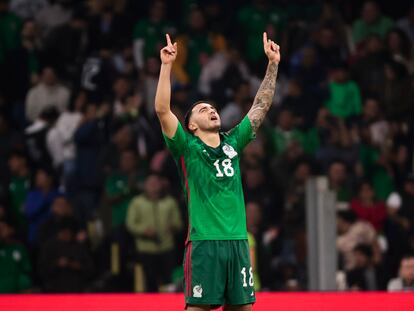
[1,0,414,308]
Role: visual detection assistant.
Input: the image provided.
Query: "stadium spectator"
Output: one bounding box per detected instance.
[104,149,144,230]
[99,123,133,177]
[352,1,394,46]
[7,151,31,232]
[346,243,385,290]
[268,108,305,156]
[23,166,60,245]
[73,103,109,221]
[387,253,414,291]
[37,217,93,292]
[3,19,41,127]
[351,34,389,97]
[142,56,161,118]
[313,25,347,72]
[46,90,84,193]
[35,0,72,40]
[284,160,313,230]
[237,0,285,73]
[126,173,182,292]
[133,0,174,71]
[385,28,412,72]
[0,219,32,293]
[173,7,215,84]
[111,75,132,117]
[0,113,24,193]
[25,66,70,122]
[0,0,22,65]
[24,106,59,168]
[290,46,327,104]
[379,61,412,120]
[325,63,362,118]
[36,195,85,246]
[328,160,353,205]
[280,79,320,130]
[336,210,377,270]
[42,9,88,82]
[350,181,387,232]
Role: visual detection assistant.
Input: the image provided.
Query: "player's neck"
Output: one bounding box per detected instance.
[195,131,220,148]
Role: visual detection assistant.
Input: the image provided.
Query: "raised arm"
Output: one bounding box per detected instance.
[155,34,179,138]
[247,32,280,133]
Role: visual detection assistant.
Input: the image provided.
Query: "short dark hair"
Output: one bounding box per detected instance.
[184,100,216,133]
[402,253,414,261]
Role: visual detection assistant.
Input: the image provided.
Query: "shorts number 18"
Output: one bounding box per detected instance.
[241,266,254,287]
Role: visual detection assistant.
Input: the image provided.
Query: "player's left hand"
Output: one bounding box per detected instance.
[263,32,280,64]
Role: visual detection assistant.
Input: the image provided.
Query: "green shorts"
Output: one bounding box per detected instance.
[183,240,256,307]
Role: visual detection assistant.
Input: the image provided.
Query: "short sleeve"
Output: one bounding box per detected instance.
[228,115,256,152]
[162,121,188,158]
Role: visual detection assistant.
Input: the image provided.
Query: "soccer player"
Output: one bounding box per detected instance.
[155,33,280,310]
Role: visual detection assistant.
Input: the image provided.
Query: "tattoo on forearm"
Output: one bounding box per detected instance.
[247,62,278,132]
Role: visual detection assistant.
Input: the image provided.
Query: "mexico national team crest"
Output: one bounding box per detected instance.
[222,144,237,159]
[193,285,203,298]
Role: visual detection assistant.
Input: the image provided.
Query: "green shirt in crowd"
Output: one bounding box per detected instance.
[0,12,22,63]
[325,80,362,118]
[352,16,394,45]
[237,5,285,63]
[133,19,174,61]
[0,243,32,293]
[105,173,143,228]
[269,127,305,156]
[359,144,394,200]
[9,176,30,230]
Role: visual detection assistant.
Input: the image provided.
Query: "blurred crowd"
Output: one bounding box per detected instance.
[1,0,414,293]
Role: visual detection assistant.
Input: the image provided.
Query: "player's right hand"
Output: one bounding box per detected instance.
[160,34,177,65]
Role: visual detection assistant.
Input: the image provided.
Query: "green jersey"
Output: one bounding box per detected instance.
[163,116,255,241]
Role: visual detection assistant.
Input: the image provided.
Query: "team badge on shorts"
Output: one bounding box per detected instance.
[222,144,237,159]
[193,285,203,298]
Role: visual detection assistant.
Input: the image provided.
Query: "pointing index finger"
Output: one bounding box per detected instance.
[263,32,267,45]
[166,34,172,46]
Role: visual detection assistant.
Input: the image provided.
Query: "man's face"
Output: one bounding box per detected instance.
[188,103,221,133]
[42,67,57,86]
[8,155,25,174]
[400,258,414,282]
[363,99,379,119]
[145,175,163,199]
[0,222,14,241]
[52,197,72,217]
[329,163,346,184]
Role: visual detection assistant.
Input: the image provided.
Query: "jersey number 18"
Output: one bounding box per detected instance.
[214,159,234,177]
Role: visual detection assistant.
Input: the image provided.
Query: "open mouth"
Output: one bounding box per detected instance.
[211,115,218,121]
